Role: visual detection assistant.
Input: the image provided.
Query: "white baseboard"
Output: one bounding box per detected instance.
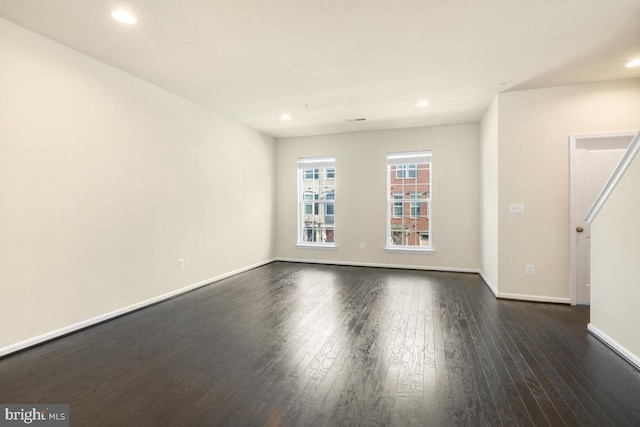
[467,271,569,304]
[279,260,571,304]
[496,292,570,304]
[478,271,498,297]
[2,258,575,358]
[587,323,640,371]
[0,258,275,358]
[276,257,480,274]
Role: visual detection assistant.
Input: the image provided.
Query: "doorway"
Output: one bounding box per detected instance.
[569,131,636,305]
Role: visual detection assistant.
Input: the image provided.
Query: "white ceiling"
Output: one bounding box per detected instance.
[1,0,639,138]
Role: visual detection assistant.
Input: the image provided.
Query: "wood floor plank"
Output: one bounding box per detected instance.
[503,311,593,426]
[442,279,488,425]
[458,278,606,427]
[449,279,508,426]
[2,262,640,426]
[453,279,521,426]
[508,304,620,426]
[452,278,544,426]
[437,277,473,426]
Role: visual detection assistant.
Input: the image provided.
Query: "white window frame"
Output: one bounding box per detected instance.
[297,157,336,248]
[304,168,319,180]
[386,151,433,253]
[393,193,403,217]
[303,191,318,215]
[324,202,335,225]
[396,163,417,179]
[409,192,421,218]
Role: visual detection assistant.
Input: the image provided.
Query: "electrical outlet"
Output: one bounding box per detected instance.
[525,264,534,275]
[178,258,185,269]
[360,243,366,250]
[509,203,525,214]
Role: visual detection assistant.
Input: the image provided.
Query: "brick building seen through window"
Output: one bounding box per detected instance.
[387,152,431,248]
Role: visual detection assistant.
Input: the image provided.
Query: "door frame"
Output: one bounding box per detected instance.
[568,130,637,305]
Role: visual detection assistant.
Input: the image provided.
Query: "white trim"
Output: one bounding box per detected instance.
[276,257,477,273]
[298,157,335,169]
[278,258,569,304]
[0,258,276,358]
[587,323,640,371]
[569,130,638,140]
[585,130,640,223]
[568,130,638,305]
[295,244,337,249]
[384,247,435,254]
[478,271,498,297]
[387,151,432,161]
[496,292,570,304]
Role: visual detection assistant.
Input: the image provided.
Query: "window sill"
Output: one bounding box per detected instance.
[296,243,337,250]
[385,246,435,254]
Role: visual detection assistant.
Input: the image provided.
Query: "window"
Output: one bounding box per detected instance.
[387,151,431,250]
[396,164,417,179]
[298,157,336,246]
[393,194,403,217]
[325,203,334,224]
[410,192,421,217]
[303,192,319,215]
[304,169,319,180]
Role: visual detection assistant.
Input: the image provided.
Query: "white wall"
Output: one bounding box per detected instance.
[0,18,275,351]
[590,149,640,365]
[496,79,640,300]
[480,96,499,293]
[275,124,481,270]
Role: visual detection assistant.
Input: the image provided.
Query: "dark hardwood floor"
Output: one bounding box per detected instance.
[2,262,640,426]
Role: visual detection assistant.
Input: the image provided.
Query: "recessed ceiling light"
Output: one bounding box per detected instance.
[625,59,640,68]
[281,114,291,121]
[111,10,137,25]
[416,100,429,108]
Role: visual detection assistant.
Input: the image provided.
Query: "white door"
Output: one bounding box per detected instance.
[570,133,634,305]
